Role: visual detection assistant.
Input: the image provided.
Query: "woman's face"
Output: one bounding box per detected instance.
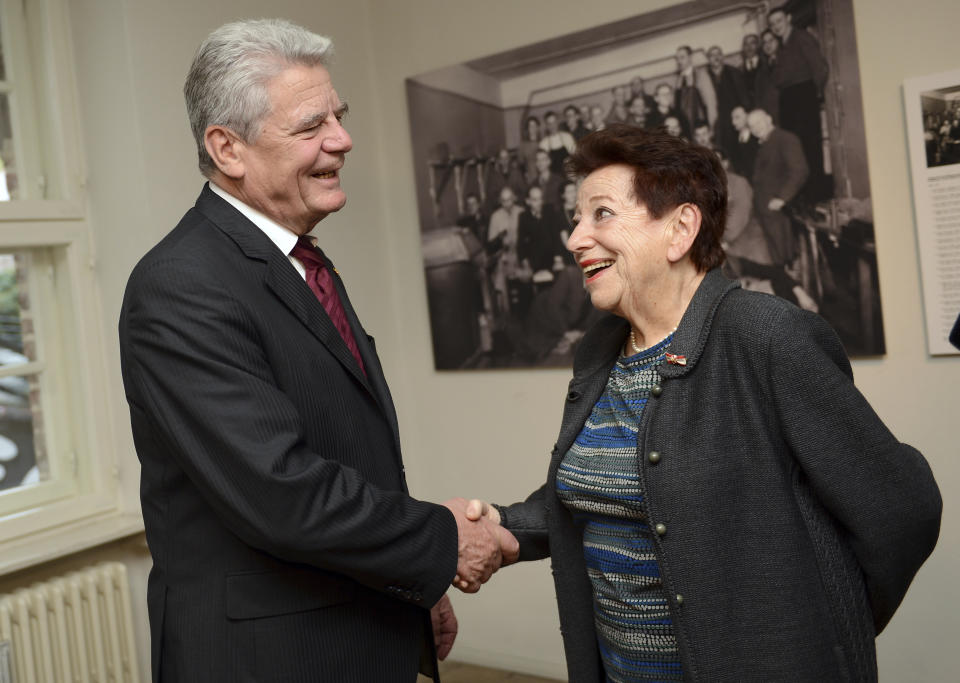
[568,163,674,319]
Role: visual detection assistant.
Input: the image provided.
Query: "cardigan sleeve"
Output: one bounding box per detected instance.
[496,484,551,562]
[766,305,941,632]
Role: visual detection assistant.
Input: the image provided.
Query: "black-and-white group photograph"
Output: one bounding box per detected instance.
[407,0,884,369]
[920,85,960,169]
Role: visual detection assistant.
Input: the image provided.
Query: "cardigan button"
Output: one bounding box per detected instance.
[655,523,667,536]
[647,450,661,465]
[651,384,663,397]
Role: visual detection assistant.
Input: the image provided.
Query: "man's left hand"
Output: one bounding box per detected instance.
[431,594,458,661]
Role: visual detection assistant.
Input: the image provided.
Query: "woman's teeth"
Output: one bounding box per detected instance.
[583,260,614,274]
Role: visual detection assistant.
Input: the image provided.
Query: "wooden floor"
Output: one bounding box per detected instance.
[418,661,563,682]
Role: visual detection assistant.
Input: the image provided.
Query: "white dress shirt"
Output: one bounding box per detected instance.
[209,181,309,280]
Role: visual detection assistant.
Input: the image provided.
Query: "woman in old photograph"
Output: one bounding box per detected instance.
[469,125,941,682]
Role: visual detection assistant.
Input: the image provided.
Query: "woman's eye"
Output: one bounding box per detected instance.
[595,207,612,220]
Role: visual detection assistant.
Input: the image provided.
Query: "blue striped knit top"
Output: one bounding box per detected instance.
[556,333,682,683]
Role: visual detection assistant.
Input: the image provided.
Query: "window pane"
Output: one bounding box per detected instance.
[0,372,46,490]
[0,93,16,201]
[0,251,43,491]
[0,252,33,365]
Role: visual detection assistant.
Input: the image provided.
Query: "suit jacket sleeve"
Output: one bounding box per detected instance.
[122,255,458,606]
[765,305,941,632]
[775,130,809,202]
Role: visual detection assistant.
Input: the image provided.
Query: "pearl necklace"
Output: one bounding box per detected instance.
[628,326,678,355]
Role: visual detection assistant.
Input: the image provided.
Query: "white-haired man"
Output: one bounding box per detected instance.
[747,108,808,285]
[119,19,516,682]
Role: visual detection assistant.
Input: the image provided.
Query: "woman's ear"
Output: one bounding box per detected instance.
[204,125,246,179]
[666,203,702,263]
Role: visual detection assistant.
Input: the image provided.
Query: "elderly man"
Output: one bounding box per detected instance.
[705,45,747,155]
[768,7,830,200]
[747,108,808,270]
[119,19,516,683]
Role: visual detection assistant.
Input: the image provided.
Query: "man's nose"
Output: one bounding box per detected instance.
[324,121,352,153]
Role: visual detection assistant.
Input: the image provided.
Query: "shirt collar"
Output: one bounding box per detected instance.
[209,181,301,255]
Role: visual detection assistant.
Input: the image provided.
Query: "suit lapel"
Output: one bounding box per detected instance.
[318,249,401,441]
[194,185,372,394]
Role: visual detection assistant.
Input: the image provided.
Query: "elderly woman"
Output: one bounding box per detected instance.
[469,125,941,682]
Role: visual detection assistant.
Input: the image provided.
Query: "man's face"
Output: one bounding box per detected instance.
[655,85,673,109]
[761,31,779,57]
[707,47,723,70]
[629,97,646,122]
[665,117,682,137]
[535,150,551,174]
[499,188,515,210]
[731,106,748,131]
[590,106,605,127]
[545,113,560,134]
[742,34,759,58]
[747,111,773,140]
[232,64,352,234]
[466,195,480,215]
[527,187,544,215]
[630,76,644,96]
[769,11,790,37]
[693,125,712,147]
[497,148,510,167]
[564,108,579,130]
[675,48,692,71]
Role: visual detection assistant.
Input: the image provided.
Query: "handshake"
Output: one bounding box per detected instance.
[442,498,518,593]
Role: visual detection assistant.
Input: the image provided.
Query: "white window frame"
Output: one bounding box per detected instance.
[0,0,142,575]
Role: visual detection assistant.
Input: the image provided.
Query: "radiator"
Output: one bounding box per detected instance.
[0,562,140,683]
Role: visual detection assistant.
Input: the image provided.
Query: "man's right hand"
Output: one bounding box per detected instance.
[442,498,519,593]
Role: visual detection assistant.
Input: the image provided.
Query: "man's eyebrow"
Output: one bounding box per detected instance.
[295,103,349,130]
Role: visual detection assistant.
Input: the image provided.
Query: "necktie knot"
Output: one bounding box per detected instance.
[290,236,325,271]
[289,237,366,376]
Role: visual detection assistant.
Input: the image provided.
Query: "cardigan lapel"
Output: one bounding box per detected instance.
[658,268,740,380]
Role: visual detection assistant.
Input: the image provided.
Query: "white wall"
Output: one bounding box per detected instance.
[367,0,960,681]
[5,1,956,681]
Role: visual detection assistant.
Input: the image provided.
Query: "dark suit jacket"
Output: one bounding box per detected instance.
[752,127,809,206]
[119,185,458,682]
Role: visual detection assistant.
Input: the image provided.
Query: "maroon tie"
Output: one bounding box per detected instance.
[290,237,366,375]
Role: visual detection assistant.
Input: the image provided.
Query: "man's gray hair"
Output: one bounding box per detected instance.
[184,18,334,177]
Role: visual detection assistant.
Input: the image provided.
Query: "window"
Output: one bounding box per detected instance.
[0,0,141,573]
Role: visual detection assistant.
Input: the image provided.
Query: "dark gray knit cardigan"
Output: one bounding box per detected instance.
[499,269,941,682]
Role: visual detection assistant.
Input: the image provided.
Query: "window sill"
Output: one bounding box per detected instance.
[0,509,144,576]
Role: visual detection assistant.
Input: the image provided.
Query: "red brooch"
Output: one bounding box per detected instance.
[665,353,687,366]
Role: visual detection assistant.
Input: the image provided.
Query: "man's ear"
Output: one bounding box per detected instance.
[204,125,245,179]
[666,203,702,263]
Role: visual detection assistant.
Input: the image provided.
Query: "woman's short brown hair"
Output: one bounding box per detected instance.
[566,124,727,271]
